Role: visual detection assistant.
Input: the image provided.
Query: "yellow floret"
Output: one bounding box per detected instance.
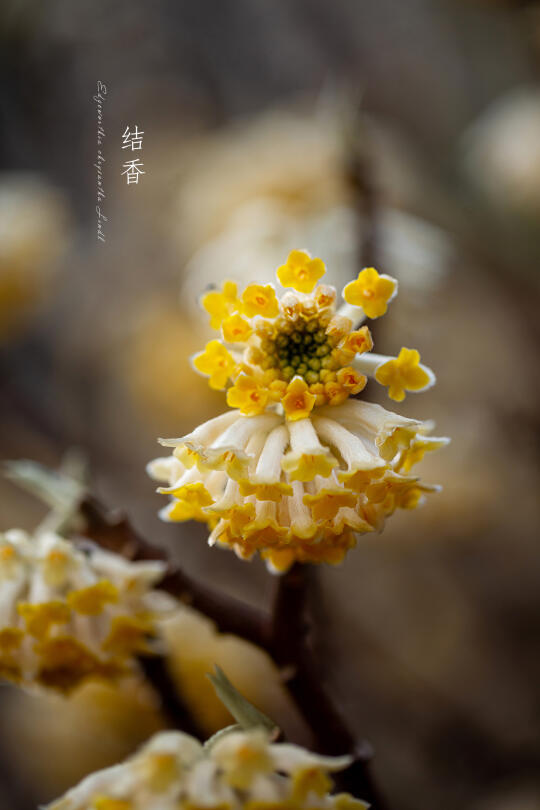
[281,449,337,482]
[375,347,432,402]
[323,381,349,406]
[339,326,373,356]
[239,481,293,501]
[303,490,357,522]
[102,615,153,657]
[222,313,253,343]
[201,280,240,329]
[67,581,119,616]
[41,548,72,588]
[337,467,386,493]
[282,377,316,421]
[17,600,71,639]
[214,734,273,790]
[292,767,333,802]
[336,367,367,395]
[0,627,23,651]
[160,481,214,508]
[226,373,269,416]
[343,267,397,319]
[165,498,205,522]
[140,752,180,792]
[276,250,326,293]
[192,340,237,390]
[241,284,279,319]
[396,435,449,473]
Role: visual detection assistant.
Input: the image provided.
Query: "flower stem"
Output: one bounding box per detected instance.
[267,563,388,809]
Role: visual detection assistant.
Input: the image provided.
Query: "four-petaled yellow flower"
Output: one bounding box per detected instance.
[282,377,317,421]
[277,249,326,293]
[222,313,253,343]
[241,284,279,319]
[192,340,237,390]
[343,267,397,319]
[227,373,269,415]
[375,347,434,402]
[201,280,240,329]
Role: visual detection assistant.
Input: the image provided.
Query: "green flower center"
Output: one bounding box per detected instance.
[259,319,337,383]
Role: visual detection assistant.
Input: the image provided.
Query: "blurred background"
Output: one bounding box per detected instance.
[0,1,540,808]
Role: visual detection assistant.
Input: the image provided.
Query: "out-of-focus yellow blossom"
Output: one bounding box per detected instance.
[149,251,449,572]
[277,249,326,293]
[120,303,227,434]
[0,529,170,692]
[177,104,452,328]
[222,313,254,344]
[192,340,238,391]
[5,679,164,796]
[201,280,241,329]
[47,727,368,810]
[0,174,68,339]
[462,87,540,219]
[343,267,397,319]
[161,605,307,738]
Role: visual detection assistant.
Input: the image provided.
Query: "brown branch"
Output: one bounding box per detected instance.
[267,564,388,809]
[79,496,267,647]
[345,114,379,271]
[138,654,205,739]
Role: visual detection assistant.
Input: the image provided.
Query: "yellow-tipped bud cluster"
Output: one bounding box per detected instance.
[47,728,369,810]
[0,529,169,692]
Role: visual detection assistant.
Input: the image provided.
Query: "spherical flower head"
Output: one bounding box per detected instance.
[343,267,397,319]
[0,529,169,692]
[149,250,449,571]
[46,727,369,810]
[277,249,326,293]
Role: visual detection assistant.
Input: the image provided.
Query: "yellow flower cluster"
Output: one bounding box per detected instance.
[47,727,368,810]
[150,401,446,572]
[195,251,432,417]
[0,529,168,691]
[149,250,448,572]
